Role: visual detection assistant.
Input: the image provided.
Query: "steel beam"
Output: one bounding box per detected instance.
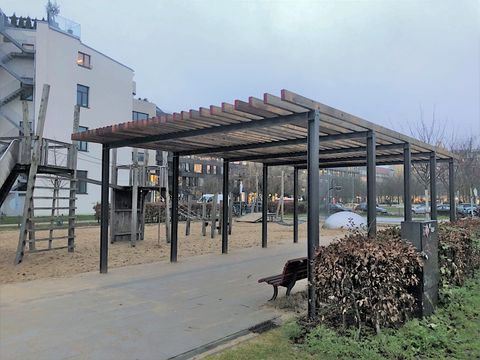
[448,158,455,222]
[430,151,437,220]
[307,110,320,320]
[366,131,377,237]
[262,163,268,248]
[222,159,229,254]
[403,143,412,221]
[227,143,405,162]
[170,153,179,262]
[177,131,369,156]
[293,167,299,244]
[265,151,433,167]
[292,157,449,169]
[108,112,312,149]
[100,145,110,274]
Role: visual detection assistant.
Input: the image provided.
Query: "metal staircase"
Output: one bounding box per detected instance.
[0,87,23,107]
[0,12,35,109]
[0,138,20,205]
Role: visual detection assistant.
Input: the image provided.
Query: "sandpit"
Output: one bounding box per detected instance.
[0,221,346,284]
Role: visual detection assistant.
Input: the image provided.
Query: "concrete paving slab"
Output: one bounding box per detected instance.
[1,241,308,360]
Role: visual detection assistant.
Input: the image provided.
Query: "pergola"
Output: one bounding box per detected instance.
[72,89,457,319]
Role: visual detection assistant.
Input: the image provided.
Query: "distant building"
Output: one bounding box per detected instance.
[0,10,156,215]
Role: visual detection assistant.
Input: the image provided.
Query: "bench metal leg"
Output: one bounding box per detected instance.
[269,285,278,301]
[286,281,296,297]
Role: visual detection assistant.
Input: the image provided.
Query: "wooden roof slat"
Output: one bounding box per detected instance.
[234,100,280,118]
[281,89,452,158]
[71,89,456,161]
[248,96,292,116]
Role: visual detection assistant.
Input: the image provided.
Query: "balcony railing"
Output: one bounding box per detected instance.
[48,15,81,39]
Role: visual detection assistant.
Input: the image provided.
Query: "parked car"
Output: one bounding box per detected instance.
[412,204,428,214]
[354,203,388,214]
[327,203,348,213]
[436,204,450,214]
[457,203,479,217]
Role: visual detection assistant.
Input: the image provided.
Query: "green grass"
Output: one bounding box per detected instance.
[208,273,480,360]
[0,214,96,225]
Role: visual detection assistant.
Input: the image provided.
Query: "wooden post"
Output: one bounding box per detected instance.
[186,194,191,236]
[228,192,233,235]
[201,201,206,236]
[157,188,162,246]
[131,149,139,247]
[165,174,171,244]
[68,105,79,252]
[219,199,223,235]
[21,101,31,163]
[49,178,58,249]
[211,194,217,238]
[110,149,117,244]
[280,170,284,221]
[255,173,259,212]
[15,84,50,265]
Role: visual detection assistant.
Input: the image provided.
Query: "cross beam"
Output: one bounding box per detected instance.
[177,131,369,156]
[227,143,405,162]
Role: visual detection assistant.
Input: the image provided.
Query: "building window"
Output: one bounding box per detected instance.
[185,163,191,173]
[77,52,91,68]
[132,151,145,162]
[132,111,149,121]
[213,165,217,175]
[20,85,33,101]
[77,84,89,107]
[78,126,88,151]
[206,165,211,174]
[77,170,88,194]
[194,163,202,174]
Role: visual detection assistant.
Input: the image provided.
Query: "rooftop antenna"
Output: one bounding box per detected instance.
[45,1,60,23]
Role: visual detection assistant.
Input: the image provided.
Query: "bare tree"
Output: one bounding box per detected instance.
[408,106,453,199]
[451,136,480,202]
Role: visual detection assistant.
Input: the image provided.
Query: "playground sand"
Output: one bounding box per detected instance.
[0,221,345,284]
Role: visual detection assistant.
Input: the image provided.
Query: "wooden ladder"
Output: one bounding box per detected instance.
[14,88,79,264]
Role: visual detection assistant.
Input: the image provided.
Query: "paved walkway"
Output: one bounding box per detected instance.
[0,241,308,360]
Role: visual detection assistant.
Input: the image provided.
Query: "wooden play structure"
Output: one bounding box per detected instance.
[0,85,79,264]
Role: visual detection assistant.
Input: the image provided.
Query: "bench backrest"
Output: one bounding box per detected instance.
[281,257,308,285]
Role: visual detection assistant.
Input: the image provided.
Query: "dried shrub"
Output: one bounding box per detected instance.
[439,218,480,287]
[314,228,422,335]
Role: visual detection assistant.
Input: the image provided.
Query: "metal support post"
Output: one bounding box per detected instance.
[430,151,437,220]
[307,110,320,320]
[448,159,455,222]
[222,159,229,254]
[366,131,377,237]
[403,143,412,221]
[100,145,110,273]
[170,153,179,262]
[262,163,268,248]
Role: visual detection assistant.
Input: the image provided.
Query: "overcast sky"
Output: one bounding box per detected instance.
[3,0,479,143]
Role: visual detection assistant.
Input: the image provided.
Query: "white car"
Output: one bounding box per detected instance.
[412,205,429,214]
[197,194,223,204]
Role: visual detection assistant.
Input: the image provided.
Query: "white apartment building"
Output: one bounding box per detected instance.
[0,11,156,215]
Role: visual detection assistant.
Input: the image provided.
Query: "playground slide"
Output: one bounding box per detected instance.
[0,139,20,206]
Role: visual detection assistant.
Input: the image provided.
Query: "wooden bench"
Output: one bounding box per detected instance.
[258,257,308,301]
